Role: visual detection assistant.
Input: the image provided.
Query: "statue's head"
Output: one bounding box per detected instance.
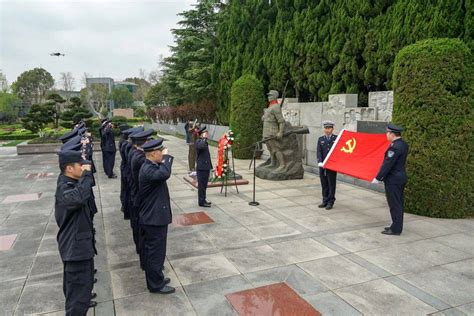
[267,90,279,102]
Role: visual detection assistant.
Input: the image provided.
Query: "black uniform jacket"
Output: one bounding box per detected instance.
[138,156,174,226]
[131,149,146,207]
[317,134,338,163]
[102,127,116,152]
[196,138,212,171]
[376,138,409,184]
[55,172,95,262]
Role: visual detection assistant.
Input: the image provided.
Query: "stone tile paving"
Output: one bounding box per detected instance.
[0,135,473,315]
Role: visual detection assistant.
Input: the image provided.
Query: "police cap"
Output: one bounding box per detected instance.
[119,124,130,132]
[131,129,154,141]
[58,150,89,165]
[386,123,403,133]
[322,120,335,128]
[142,138,165,152]
[59,130,78,143]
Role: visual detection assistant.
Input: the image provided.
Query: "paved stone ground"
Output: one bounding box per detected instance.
[1,135,473,315]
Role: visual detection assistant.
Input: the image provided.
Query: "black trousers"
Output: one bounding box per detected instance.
[120,164,126,207]
[102,151,116,176]
[123,180,132,220]
[385,183,405,234]
[63,259,93,316]
[197,170,210,206]
[319,168,337,205]
[141,224,168,291]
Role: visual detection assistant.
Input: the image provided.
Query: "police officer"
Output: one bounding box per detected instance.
[184,120,198,174]
[55,150,97,315]
[118,124,130,213]
[372,123,409,235]
[196,126,212,207]
[102,120,117,178]
[130,129,154,267]
[121,127,144,220]
[138,138,175,294]
[317,120,338,210]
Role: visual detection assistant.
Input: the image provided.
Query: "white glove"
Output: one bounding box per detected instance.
[318,162,324,168]
[371,178,381,184]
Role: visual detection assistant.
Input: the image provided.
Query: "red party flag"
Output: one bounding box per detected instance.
[322,130,391,181]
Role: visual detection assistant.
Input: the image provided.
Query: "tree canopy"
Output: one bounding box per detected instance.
[147,0,472,124]
[12,68,54,106]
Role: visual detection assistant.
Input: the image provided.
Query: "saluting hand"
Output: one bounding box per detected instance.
[81,164,91,172]
[162,148,169,155]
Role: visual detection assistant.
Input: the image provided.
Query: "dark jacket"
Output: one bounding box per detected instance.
[55,172,95,262]
[376,138,409,184]
[317,134,338,163]
[196,138,212,170]
[102,127,116,152]
[138,156,174,226]
[131,149,146,207]
[127,146,137,196]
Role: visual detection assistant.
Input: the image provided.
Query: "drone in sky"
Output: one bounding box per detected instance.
[50,52,65,57]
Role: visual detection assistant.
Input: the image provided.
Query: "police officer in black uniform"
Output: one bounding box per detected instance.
[102,120,117,178]
[372,123,409,235]
[317,120,338,210]
[138,138,175,294]
[55,150,97,315]
[121,127,144,220]
[118,124,130,213]
[130,129,154,267]
[195,126,212,207]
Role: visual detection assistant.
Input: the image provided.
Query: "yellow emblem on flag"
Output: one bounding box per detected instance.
[341,138,356,154]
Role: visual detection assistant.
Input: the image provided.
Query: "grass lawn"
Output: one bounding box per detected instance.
[1,139,27,147]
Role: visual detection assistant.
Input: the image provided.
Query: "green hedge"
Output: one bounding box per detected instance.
[229,75,266,159]
[392,38,473,218]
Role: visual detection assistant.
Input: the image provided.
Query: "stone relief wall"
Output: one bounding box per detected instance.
[281,91,393,167]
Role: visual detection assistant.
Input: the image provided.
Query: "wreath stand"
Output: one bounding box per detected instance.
[218,146,239,197]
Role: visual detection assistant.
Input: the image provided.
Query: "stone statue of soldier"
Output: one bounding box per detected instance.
[261,90,286,172]
[256,90,304,180]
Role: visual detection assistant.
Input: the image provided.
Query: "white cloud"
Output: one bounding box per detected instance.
[0,0,197,90]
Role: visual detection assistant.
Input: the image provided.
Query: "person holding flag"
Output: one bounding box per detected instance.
[317,121,338,210]
[372,124,409,236]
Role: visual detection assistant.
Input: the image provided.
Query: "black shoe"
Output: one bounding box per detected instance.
[93,278,97,283]
[150,285,176,294]
[108,174,117,179]
[89,301,97,308]
[90,292,97,299]
[205,200,212,205]
[164,277,170,285]
[94,268,97,274]
[381,229,401,236]
[318,203,327,208]
[384,227,391,231]
[325,204,333,210]
[199,202,211,208]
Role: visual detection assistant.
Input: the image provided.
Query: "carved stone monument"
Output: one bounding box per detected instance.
[369,91,393,121]
[256,122,304,180]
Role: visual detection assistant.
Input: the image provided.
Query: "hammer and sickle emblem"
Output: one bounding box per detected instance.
[340,138,356,153]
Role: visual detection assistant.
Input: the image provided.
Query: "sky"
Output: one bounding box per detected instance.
[0,0,197,90]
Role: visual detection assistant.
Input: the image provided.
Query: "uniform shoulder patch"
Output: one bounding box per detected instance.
[387,150,395,158]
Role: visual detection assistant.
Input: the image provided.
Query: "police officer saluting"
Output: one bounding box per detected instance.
[102,120,117,178]
[317,121,338,210]
[196,126,212,207]
[138,138,175,294]
[372,123,409,235]
[55,150,97,315]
